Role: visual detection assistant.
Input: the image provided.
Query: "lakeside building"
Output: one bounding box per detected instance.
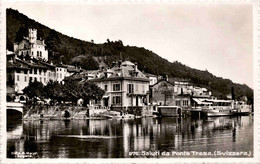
[150,77,212,109]
[86,61,151,115]
[6,53,58,101]
[150,79,175,106]
[6,29,69,101]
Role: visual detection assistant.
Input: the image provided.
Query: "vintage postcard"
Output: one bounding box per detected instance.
[0,0,259,163]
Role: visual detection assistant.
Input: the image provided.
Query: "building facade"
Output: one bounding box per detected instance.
[14,29,48,61]
[7,28,69,101]
[89,61,150,113]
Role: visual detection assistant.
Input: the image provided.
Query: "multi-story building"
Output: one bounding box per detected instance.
[6,53,58,101]
[150,79,175,106]
[14,29,48,61]
[89,61,150,114]
[55,63,68,84]
[7,29,69,101]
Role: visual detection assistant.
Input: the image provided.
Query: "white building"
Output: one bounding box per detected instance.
[14,29,48,61]
[88,61,150,114]
[7,28,69,101]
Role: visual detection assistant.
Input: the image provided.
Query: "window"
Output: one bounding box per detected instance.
[112,96,121,105]
[24,76,27,82]
[30,69,32,74]
[17,75,19,81]
[30,77,32,82]
[40,77,42,82]
[32,51,33,56]
[60,73,62,78]
[39,69,42,75]
[176,100,181,106]
[183,100,189,106]
[34,77,37,82]
[34,68,37,74]
[60,68,62,71]
[113,84,121,91]
[37,51,39,57]
[104,85,108,91]
[48,72,51,77]
[40,51,42,57]
[44,78,46,83]
[127,84,134,93]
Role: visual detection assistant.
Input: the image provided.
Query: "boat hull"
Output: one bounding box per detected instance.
[204,111,233,117]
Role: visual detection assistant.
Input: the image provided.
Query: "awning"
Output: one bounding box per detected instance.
[192,98,202,104]
[192,98,212,105]
[103,96,109,99]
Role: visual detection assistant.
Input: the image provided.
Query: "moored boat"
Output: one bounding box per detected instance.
[233,101,252,115]
[201,99,234,117]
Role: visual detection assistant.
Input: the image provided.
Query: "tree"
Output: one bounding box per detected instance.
[23,81,44,103]
[79,81,105,105]
[62,79,105,106]
[71,55,99,70]
[44,80,64,105]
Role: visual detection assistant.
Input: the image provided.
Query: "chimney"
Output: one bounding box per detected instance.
[134,62,138,71]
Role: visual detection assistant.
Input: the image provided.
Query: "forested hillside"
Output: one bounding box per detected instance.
[6,8,253,102]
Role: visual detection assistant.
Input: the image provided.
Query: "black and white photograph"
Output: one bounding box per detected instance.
[1,1,258,163]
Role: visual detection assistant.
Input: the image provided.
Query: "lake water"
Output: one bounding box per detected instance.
[7,115,253,158]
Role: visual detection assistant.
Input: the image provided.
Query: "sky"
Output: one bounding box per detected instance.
[5,2,253,88]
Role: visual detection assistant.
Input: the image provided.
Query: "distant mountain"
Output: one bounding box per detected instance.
[6,8,253,102]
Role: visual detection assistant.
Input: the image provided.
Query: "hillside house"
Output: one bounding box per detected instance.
[7,29,70,101]
[14,29,48,61]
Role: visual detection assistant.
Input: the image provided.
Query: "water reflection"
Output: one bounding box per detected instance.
[7,115,253,158]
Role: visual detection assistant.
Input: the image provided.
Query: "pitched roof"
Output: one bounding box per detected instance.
[90,61,149,82]
[7,60,30,70]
